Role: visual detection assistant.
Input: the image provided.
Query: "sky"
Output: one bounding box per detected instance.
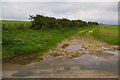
[1,0,119,25]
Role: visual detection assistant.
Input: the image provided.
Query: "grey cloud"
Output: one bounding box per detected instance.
[2,2,118,24]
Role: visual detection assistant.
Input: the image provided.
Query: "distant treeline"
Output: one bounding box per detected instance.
[29,14,99,30]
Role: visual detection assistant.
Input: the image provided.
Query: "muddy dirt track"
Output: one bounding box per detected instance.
[3,29,119,78]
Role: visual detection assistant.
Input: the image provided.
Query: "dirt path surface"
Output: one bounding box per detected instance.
[3,29,119,78]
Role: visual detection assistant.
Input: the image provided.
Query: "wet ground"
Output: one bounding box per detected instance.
[2,30,119,78]
[3,46,118,78]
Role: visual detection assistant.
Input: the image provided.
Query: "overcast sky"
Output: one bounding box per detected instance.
[1,1,118,25]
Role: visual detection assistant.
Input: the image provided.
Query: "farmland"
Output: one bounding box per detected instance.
[91,25,119,45]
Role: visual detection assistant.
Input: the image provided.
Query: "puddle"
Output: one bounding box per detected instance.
[26,50,118,68]
[72,53,118,74]
[12,70,35,77]
[3,49,119,78]
[3,54,43,65]
[11,52,118,77]
[101,50,118,56]
[73,54,105,63]
[64,44,84,51]
[95,50,119,59]
[80,60,118,74]
[25,50,118,68]
[26,56,57,66]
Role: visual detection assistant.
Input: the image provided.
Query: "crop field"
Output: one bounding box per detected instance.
[91,25,119,45]
[2,20,31,30]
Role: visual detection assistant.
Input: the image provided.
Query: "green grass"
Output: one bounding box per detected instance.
[99,25,118,36]
[2,20,31,30]
[2,20,30,23]
[2,20,88,59]
[91,25,119,45]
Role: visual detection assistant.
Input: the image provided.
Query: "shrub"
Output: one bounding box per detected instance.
[29,14,99,30]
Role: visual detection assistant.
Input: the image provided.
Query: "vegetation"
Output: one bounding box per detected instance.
[29,14,99,30]
[88,21,99,25]
[2,20,31,30]
[3,14,119,59]
[2,14,99,59]
[91,25,119,45]
[2,15,119,59]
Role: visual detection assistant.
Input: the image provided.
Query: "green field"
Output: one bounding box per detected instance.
[2,20,31,30]
[2,20,88,59]
[2,20,30,23]
[91,25,119,45]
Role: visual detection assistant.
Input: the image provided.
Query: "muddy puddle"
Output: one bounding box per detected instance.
[64,44,84,51]
[3,44,119,78]
[3,49,118,78]
[101,50,118,56]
